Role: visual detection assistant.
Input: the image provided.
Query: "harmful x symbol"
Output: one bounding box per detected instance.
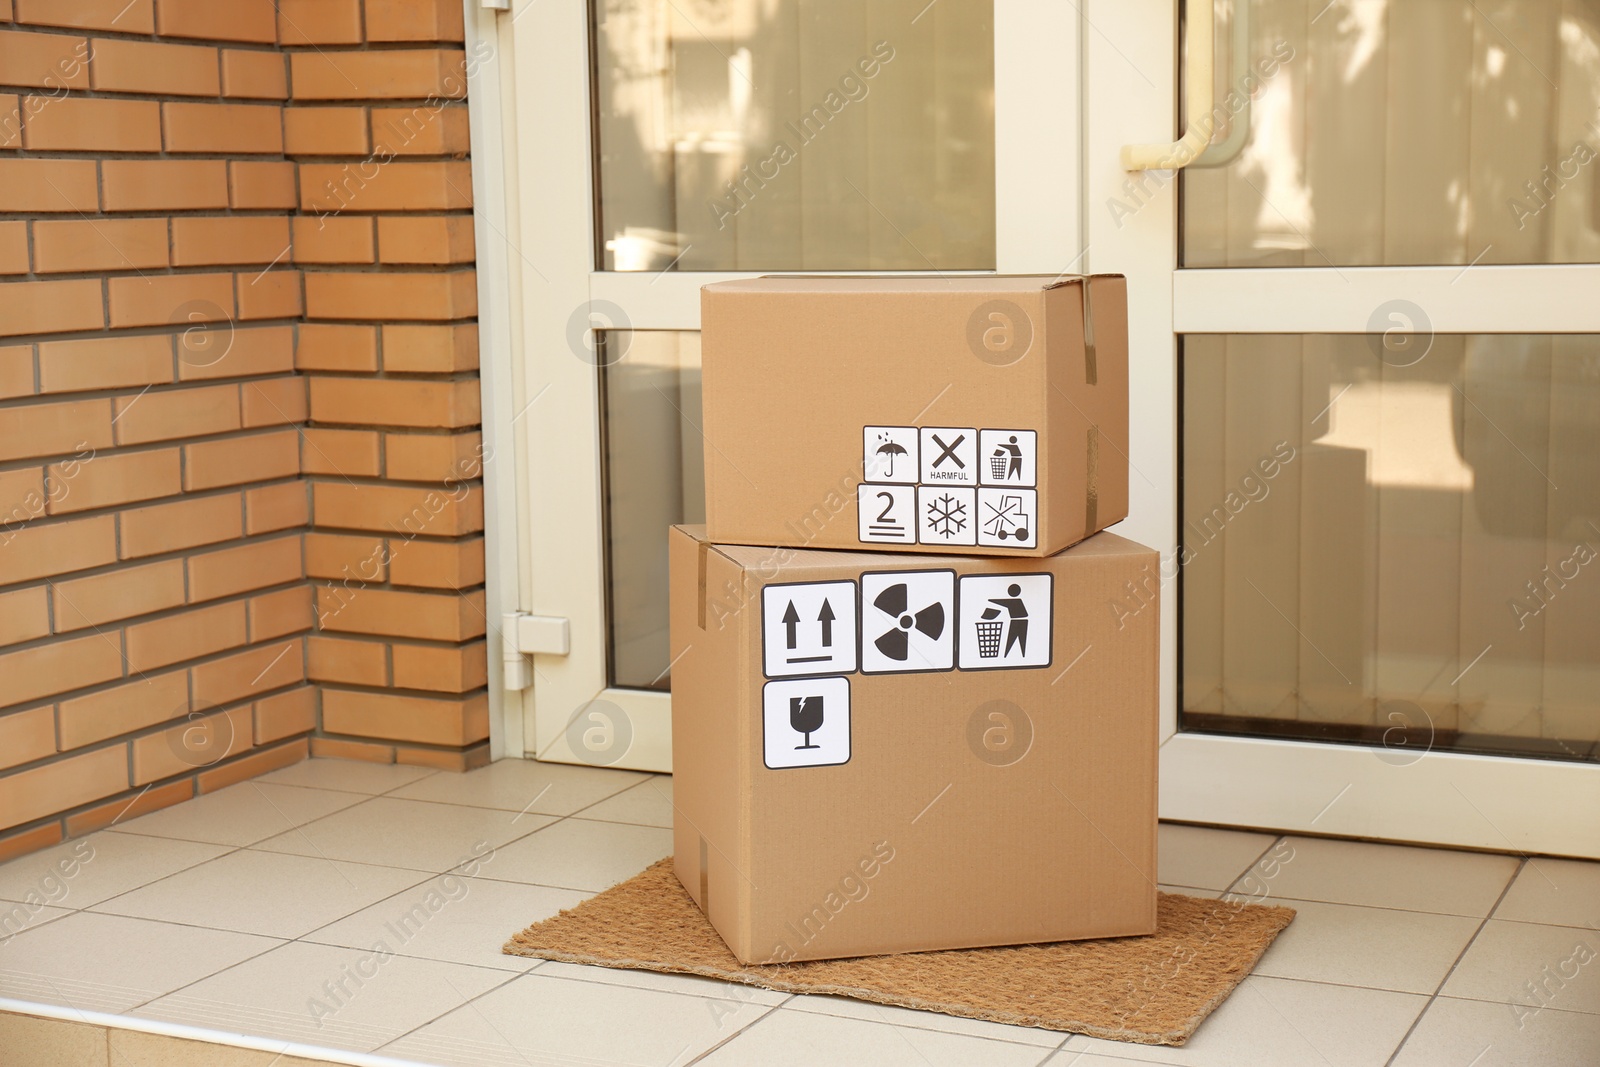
[930,432,966,469]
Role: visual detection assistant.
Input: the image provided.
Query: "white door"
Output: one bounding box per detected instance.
[1089,0,1600,856]
[506,1,1083,773]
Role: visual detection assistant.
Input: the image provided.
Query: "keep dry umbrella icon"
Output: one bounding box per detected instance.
[875,436,908,478]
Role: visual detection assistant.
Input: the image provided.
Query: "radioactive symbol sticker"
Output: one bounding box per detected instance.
[859,569,956,674]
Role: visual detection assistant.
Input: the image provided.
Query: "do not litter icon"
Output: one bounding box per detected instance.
[958,573,1053,670]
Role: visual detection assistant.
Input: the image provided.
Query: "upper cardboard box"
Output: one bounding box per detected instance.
[700,274,1129,557]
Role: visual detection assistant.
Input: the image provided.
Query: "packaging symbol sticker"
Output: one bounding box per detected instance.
[919,427,979,486]
[864,426,919,484]
[917,487,977,546]
[976,488,1038,548]
[858,484,916,544]
[761,580,858,678]
[763,677,851,769]
[957,573,1053,670]
[979,429,1038,487]
[860,569,956,674]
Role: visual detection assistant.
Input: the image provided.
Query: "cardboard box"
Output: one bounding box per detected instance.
[669,524,1159,963]
[700,275,1129,557]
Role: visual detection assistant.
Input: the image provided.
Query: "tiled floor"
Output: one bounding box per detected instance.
[1,757,1596,1066]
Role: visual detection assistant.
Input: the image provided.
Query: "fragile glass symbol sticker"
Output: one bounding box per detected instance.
[957,573,1053,670]
[763,677,850,769]
[761,580,859,678]
[860,569,956,674]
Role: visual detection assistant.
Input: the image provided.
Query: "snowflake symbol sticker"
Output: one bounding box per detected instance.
[916,487,976,545]
[927,492,967,537]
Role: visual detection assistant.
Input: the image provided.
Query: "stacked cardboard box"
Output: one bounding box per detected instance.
[670,276,1159,964]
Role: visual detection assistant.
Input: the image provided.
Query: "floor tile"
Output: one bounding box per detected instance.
[1061,976,1426,1066]
[1441,919,1600,1015]
[1249,836,1519,916]
[91,849,428,939]
[577,773,675,828]
[389,758,648,817]
[1391,996,1600,1066]
[1245,899,1481,994]
[1159,885,1221,901]
[696,1005,1058,1066]
[254,757,437,795]
[110,781,366,847]
[0,832,227,909]
[0,903,72,944]
[1494,857,1600,930]
[382,969,772,1067]
[0,912,280,1014]
[252,797,553,873]
[1156,825,1276,891]
[306,874,587,972]
[132,941,510,1054]
[785,991,1065,1047]
[483,817,673,891]
[1041,1053,1182,1067]
[0,1010,109,1067]
[536,959,788,1005]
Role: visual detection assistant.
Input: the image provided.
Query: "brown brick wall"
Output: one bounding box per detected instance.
[0,0,488,862]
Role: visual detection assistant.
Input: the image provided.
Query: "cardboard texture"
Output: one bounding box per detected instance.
[700,275,1129,557]
[669,524,1159,964]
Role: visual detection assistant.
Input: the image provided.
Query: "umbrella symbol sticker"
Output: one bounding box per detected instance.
[875,433,908,478]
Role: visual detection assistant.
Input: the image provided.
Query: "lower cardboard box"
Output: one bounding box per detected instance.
[668,524,1160,964]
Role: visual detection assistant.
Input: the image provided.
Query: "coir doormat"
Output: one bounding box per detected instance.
[504,859,1294,1046]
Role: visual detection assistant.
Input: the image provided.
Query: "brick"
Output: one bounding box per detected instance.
[323,689,487,746]
[0,220,25,274]
[65,777,192,835]
[249,584,313,640]
[283,105,368,156]
[296,324,377,371]
[392,640,487,694]
[292,215,375,264]
[305,532,385,581]
[242,375,307,427]
[0,279,104,338]
[310,377,478,429]
[0,823,65,863]
[90,37,217,95]
[310,735,394,763]
[307,634,386,686]
[192,639,304,706]
[108,274,237,330]
[301,427,380,476]
[168,218,289,271]
[0,467,44,527]
[66,672,191,752]
[46,446,181,515]
[0,586,50,645]
[162,101,284,154]
[0,30,89,90]
[101,160,229,212]
[301,161,472,213]
[184,429,299,490]
[0,92,18,148]
[22,95,161,152]
[314,481,482,537]
[220,49,286,100]
[305,271,476,322]
[378,216,474,265]
[112,383,240,446]
[31,218,169,274]
[131,706,252,786]
[0,707,55,771]
[197,737,305,792]
[188,535,302,602]
[381,324,478,372]
[371,104,469,156]
[390,536,485,590]
[384,431,482,483]
[366,0,465,43]
[125,600,247,673]
[0,632,123,707]
[0,744,128,832]
[12,0,152,34]
[180,323,294,381]
[276,0,362,45]
[254,685,316,744]
[291,50,468,102]
[0,159,98,212]
[315,585,484,641]
[398,741,490,772]
[237,270,304,321]
[227,160,296,210]
[244,480,307,534]
[0,396,111,462]
[38,334,174,393]
[0,344,32,398]
[0,515,116,584]
[155,0,275,43]
[52,559,185,632]
[119,492,243,558]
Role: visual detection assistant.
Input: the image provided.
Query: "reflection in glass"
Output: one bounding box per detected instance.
[602,331,704,690]
[591,0,995,271]
[1181,334,1600,761]
[1182,0,1600,267]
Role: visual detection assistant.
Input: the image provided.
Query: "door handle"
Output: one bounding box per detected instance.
[1121,0,1216,170]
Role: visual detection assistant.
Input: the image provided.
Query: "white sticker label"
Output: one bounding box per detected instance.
[860,570,956,674]
[864,426,919,484]
[919,427,978,486]
[761,580,858,678]
[763,677,851,769]
[917,486,977,546]
[857,484,916,543]
[976,488,1037,548]
[979,429,1038,487]
[958,573,1053,670]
